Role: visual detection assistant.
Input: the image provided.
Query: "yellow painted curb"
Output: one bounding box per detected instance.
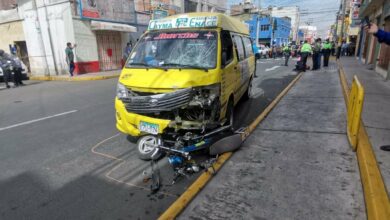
[338,61,390,220]
[159,72,304,220]
[29,75,119,81]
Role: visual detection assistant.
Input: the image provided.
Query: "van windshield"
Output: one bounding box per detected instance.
[126,31,217,69]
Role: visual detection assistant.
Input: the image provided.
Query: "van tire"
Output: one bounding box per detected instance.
[243,77,253,100]
[136,135,162,160]
[225,99,235,131]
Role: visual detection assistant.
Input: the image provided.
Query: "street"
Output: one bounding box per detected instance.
[0,58,297,219]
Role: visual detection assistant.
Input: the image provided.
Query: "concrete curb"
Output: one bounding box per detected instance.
[158,72,304,220]
[338,61,390,220]
[29,75,119,81]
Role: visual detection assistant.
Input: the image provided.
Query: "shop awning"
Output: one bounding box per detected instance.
[91,20,137,32]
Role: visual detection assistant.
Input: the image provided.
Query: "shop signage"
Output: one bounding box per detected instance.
[80,0,136,24]
[148,16,218,30]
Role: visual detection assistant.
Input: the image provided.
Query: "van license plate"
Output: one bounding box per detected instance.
[139,121,159,135]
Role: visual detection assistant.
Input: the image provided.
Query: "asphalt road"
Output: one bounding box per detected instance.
[0,57,298,220]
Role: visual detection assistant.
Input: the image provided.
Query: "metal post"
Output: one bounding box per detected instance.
[256,16,260,47]
[340,0,347,44]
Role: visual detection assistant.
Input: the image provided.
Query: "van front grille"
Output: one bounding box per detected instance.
[121,88,193,113]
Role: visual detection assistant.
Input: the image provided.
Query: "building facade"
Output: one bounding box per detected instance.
[356,0,390,79]
[245,15,291,46]
[0,0,227,76]
[299,25,317,43]
[269,6,300,43]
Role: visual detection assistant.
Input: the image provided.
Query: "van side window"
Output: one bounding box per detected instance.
[220,30,233,66]
[233,35,245,61]
[243,37,253,58]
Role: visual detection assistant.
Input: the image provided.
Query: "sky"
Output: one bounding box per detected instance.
[228,0,341,38]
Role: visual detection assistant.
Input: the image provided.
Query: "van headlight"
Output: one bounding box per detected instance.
[191,84,220,106]
[117,82,128,99]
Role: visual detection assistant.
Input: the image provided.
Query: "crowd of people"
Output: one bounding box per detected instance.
[0,49,25,89]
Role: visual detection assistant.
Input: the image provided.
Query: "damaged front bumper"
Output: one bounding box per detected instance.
[115,85,221,137]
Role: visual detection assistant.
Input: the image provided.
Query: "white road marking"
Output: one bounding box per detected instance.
[265,66,281,72]
[0,110,78,132]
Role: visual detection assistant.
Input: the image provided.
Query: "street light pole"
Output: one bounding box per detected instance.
[339,0,347,44]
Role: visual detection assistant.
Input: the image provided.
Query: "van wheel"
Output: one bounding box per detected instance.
[243,77,253,100]
[136,135,162,160]
[225,99,235,131]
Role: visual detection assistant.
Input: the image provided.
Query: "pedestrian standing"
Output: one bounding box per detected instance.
[272,45,276,59]
[282,44,291,66]
[331,41,336,56]
[322,39,332,67]
[123,42,132,61]
[312,38,322,70]
[300,40,312,72]
[0,49,11,88]
[341,41,347,56]
[65,42,76,77]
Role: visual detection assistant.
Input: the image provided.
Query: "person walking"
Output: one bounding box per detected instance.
[282,44,291,66]
[65,42,76,77]
[300,40,312,72]
[312,38,322,70]
[322,39,332,67]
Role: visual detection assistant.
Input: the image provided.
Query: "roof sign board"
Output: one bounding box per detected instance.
[153,9,169,20]
[148,16,218,30]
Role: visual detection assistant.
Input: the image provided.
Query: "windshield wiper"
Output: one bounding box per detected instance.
[161,63,208,72]
[127,62,167,71]
[126,62,149,67]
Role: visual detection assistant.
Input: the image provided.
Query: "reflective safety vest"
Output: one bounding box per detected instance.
[283,46,291,52]
[322,42,332,50]
[300,43,312,53]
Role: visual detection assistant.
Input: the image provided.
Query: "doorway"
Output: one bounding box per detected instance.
[96,31,122,71]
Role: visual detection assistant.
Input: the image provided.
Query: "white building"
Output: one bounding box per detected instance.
[0,0,227,76]
[269,6,300,42]
[3,0,139,76]
[299,25,318,43]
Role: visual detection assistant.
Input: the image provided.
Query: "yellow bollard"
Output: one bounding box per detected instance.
[347,75,364,151]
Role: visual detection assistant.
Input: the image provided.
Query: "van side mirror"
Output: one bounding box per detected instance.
[222,51,227,67]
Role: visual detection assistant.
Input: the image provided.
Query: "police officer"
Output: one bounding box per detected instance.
[322,39,332,67]
[282,44,291,66]
[300,40,312,72]
[312,38,322,70]
[0,49,11,89]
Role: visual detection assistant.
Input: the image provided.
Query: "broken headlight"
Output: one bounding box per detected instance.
[191,84,220,106]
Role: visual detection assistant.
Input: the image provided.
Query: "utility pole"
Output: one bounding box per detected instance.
[339,0,347,44]
[255,0,262,47]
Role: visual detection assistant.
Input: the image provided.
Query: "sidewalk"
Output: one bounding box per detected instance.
[29,70,120,81]
[179,62,366,219]
[339,57,390,193]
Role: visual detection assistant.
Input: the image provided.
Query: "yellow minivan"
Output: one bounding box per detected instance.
[115,12,255,159]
